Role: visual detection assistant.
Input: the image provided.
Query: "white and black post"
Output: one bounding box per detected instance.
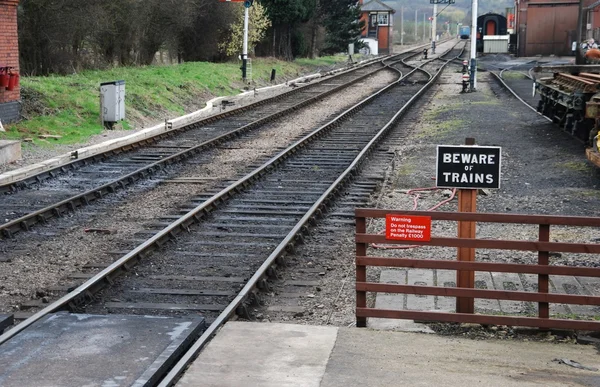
[242,4,250,82]
[432,3,437,54]
[470,0,478,91]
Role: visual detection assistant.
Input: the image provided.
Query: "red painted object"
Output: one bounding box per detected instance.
[385,214,431,242]
[0,70,8,89]
[6,72,19,91]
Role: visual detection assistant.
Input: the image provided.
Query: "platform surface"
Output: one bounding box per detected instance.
[0,313,205,387]
[178,322,337,387]
[178,321,600,387]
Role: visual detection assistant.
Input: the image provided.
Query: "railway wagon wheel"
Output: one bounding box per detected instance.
[564,114,575,132]
[537,99,544,113]
[573,117,593,143]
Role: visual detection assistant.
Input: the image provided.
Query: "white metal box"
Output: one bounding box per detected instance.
[360,38,378,56]
[100,80,126,122]
[483,35,509,54]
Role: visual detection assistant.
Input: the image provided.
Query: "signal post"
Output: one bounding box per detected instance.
[219,0,253,82]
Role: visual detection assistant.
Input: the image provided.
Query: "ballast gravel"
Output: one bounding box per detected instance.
[256,67,600,338]
[0,69,398,314]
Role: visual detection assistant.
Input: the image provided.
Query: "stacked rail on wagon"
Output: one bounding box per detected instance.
[533,65,600,167]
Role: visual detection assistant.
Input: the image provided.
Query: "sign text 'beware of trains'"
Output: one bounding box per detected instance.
[436,145,502,189]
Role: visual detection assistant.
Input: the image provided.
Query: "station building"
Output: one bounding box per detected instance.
[0,0,20,124]
[359,0,395,55]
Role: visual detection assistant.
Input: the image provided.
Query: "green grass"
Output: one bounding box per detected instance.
[1,56,350,146]
[557,161,590,172]
[469,100,501,106]
[423,104,457,120]
[501,71,528,80]
[295,54,359,68]
[416,118,465,139]
[578,189,600,198]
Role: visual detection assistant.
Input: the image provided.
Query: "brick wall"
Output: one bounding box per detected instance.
[0,0,20,123]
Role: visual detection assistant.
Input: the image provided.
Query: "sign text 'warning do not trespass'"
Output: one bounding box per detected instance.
[436,145,502,189]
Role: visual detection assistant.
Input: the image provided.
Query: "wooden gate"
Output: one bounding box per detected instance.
[356,209,600,331]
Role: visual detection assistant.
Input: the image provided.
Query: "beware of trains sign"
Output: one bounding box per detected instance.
[436,145,502,189]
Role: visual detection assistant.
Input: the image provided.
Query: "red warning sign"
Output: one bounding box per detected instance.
[386,215,432,242]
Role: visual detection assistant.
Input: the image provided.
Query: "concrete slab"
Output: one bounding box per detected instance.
[492,272,530,314]
[475,271,501,312]
[407,269,435,310]
[552,275,593,316]
[177,322,338,387]
[434,269,456,311]
[320,327,600,387]
[0,314,13,334]
[0,313,205,387]
[177,322,600,387]
[369,267,598,324]
[0,140,21,165]
[369,269,435,333]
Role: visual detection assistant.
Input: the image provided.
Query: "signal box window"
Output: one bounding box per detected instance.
[378,13,389,26]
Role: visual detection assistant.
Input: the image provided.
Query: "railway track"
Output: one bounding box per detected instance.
[0,51,421,238]
[493,67,547,117]
[0,42,465,386]
[256,50,468,325]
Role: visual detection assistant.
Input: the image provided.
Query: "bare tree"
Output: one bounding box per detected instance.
[18,0,227,73]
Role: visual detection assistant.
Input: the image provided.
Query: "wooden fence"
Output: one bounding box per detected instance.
[356,209,600,331]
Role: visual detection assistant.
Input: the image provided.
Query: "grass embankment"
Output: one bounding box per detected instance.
[1,55,352,146]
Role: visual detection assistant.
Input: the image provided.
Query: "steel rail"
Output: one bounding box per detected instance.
[494,69,552,122]
[158,45,464,387]
[0,52,424,239]
[0,47,434,346]
[0,49,464,387]
[0,55,396,195]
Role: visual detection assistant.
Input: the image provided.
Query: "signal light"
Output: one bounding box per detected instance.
[244,0,253,7]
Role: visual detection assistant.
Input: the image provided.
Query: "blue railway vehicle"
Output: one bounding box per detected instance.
[459,26,470,40]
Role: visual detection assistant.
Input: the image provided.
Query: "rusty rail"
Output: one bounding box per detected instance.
[355,209,600,331]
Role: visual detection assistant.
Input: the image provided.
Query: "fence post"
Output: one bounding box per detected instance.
[456,138,477,314]
[356,215,367,327]
[538,224,550,320]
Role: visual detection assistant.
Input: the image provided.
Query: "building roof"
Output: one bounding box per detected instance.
[361,0,395,13]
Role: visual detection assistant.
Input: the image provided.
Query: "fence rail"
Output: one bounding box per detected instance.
[355,208,600,331]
